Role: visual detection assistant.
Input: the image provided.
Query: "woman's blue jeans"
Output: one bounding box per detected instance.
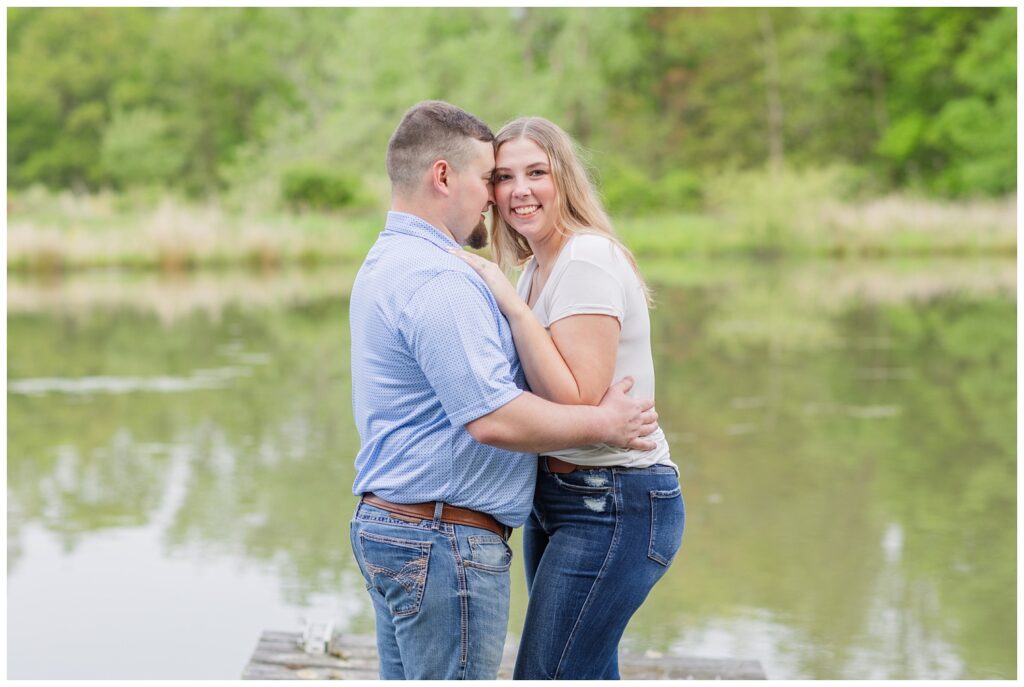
[350,502,513,679]
[513,463,685,680]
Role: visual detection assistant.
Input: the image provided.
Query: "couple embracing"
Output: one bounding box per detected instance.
[348,101,684,680]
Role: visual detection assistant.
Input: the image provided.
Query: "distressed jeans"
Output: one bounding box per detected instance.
[349,501,513,679]
[513,463,685,680]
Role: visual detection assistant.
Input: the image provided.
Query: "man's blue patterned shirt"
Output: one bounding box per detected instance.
[349,211,536,527]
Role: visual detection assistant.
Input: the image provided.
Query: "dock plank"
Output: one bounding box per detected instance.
[244,631,766,679]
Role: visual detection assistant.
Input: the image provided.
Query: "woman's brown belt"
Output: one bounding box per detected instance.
[541,455,602,474]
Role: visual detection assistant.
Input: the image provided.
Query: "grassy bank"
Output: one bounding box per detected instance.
[6,188,1016,274]
[617,195,1017,259]
[7,190,382,273]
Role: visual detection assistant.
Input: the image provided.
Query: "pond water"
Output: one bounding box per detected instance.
[6,258,1016,679]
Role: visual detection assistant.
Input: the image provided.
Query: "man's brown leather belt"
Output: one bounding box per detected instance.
[361,493,508,540]
[541,455,601,474]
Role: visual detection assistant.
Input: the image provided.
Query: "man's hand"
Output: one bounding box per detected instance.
[598,376,659,451]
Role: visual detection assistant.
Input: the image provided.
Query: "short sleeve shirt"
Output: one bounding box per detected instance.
[517,233,676,471]
[350,212,536,526]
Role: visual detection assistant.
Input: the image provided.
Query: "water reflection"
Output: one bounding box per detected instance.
[7,268,357,324]
[7,259,1016,678]
[8,368,252,395]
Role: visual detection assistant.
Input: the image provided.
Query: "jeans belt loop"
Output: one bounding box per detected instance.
[431,500,444,530]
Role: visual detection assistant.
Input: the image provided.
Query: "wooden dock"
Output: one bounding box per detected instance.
[243,630,767,680]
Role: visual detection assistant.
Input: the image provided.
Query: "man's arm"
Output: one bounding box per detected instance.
[399,269,656,452]
[466,377,658,453]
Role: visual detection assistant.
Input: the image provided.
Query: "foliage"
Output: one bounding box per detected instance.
[7,8,155,189]
[101,108,186,186]
[823,7,1016,196]
[599,157,704,214]
[6,8,1017,204]
[703,165,862,251]
[281,165,368,212]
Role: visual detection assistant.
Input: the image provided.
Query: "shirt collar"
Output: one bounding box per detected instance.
[385,211,459,251]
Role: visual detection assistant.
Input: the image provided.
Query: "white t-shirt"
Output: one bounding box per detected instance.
[516,233,676,471]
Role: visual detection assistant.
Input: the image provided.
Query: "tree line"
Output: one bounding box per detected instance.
[7,7,1015,210]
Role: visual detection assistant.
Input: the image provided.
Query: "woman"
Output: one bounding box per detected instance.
[452,117,684,679]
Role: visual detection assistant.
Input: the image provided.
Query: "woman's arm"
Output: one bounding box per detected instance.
[452,249,619,405]
[509,306,619,405]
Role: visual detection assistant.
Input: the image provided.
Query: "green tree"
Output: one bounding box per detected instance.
[6,7,1016,200]
[100,108,186,186]
[7,8,155,189]
[825,7,1016,195]
[139,9,298,194]
[930,8,1016,195]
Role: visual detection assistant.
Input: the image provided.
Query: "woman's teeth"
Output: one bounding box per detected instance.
[513,205,539,216]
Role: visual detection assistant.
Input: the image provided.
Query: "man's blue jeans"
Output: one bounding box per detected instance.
[350,501,513,679]
[513,463,685,679]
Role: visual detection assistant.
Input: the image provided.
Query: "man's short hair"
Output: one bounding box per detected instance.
[386,101,494,194]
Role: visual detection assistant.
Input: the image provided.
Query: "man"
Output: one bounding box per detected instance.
[349,101,658,679]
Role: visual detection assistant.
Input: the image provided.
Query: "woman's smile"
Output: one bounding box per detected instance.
[511,204,541,218]
[494,137,558,240]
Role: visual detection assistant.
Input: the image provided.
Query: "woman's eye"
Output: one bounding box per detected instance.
[529,170,546,177]
[493,174,511,182]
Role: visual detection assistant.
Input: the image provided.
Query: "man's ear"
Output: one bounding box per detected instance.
[431,160,451,197]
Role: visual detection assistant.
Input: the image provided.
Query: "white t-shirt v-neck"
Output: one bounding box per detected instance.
[516,233,676,471]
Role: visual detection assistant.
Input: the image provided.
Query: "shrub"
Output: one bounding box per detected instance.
[703,165,851,250]
[101,108,186,188]
[599,158,703,215]
[281,165,367,211]
[654,169,703,210]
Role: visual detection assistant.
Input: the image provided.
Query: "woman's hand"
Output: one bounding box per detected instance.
[450,249,529,320]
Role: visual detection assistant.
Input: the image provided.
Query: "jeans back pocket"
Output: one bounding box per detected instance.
[648,487,684,566]
[464,534,513,573]
[358,531,432,617]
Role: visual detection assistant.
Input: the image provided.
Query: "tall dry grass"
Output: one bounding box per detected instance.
[705,167,1016,255]
[818,194,1016,252]
[7,182,1017,272]
[7,190,379,273]
[618,167,1015,259]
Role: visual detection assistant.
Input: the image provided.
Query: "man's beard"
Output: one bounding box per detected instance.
[466,217,489,250]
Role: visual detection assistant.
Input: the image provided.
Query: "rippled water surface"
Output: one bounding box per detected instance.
[7,259,1016,678]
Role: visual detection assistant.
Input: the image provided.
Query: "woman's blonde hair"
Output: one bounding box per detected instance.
[490,117,651,305]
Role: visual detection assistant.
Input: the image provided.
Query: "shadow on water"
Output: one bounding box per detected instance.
[6,258,1016,678]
